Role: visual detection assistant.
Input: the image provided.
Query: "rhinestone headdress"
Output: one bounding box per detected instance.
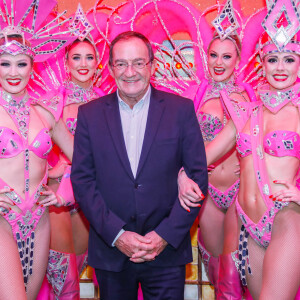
[0,0,76,62]
[209,0,241,56]
[212,0,240,41]
[31,2,108,97]
[68,4,94,43]
[260,0,300,57]
[66,4,100,62]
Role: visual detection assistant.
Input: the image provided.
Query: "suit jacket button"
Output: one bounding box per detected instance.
[134,183,139,189]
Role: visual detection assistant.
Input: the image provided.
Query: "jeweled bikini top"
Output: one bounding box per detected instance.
[236,131,300,159]
[196,76,244,141]
[0,91,52,159]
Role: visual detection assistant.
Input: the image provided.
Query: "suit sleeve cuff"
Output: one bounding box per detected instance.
[112,229,125,247]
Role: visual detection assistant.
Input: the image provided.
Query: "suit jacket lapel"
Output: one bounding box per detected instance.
[104,93,134,180]
[136,87,165,177]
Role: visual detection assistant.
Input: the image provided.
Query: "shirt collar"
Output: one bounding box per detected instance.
[117,86,151,110]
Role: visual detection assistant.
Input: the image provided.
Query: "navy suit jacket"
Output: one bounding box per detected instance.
[71,86,208,271]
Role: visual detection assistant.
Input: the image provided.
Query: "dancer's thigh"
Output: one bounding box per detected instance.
[71,210,89,255]
[26,211,50,300]
[0,217,27,300]
[261,204,300,300]
[48,178,74,253]
[237,218,264,300]
[49,206,74,252]
[199,195,225,256]
[223,202,239,254]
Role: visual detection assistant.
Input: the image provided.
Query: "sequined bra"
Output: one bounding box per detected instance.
[0,127,52,159]
[197,112,225,142]
[236,131,300,159]
[195,77,245,141]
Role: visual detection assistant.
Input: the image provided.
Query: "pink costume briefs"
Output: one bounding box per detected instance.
[0,89,63,288]
[208,180,240,210]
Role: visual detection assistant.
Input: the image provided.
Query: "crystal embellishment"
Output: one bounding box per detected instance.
[211,0,240,40]
[69,4,94,42]
[262,0,300,51]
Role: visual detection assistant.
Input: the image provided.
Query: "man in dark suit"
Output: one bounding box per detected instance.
[71,31,207,300]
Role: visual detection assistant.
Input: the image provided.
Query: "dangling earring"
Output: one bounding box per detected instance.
[234,66,238,80]
[65,62,71,81]
[30,72,34,80]
[262,69,266,77]
[66,70,71,82]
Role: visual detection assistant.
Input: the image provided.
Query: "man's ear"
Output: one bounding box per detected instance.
[108,64,115,79]
[150,59,156,76]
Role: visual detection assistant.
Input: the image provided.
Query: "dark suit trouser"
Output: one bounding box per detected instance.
[95,262,185,300]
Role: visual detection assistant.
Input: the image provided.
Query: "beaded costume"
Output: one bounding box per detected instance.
[57,81,104,214]
[188,77,254,211]
[0,90,64,287]
[32,5,107,298]
[177,1,266,297]
[0,0,74,291]
[234,0,300,290]
[236,83,300,286]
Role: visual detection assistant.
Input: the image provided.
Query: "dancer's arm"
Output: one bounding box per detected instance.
[178,119,237,208]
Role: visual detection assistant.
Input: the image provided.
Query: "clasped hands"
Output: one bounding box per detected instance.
[115,230,168,263]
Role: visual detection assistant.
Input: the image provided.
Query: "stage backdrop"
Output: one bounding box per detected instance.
[57,0,265,17]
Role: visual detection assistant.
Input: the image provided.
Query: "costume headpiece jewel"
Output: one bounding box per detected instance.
[260,0,300,55]
[68,4,94,42]
[66,3,99,64]
[0,0,76,62]
[211,0,240,41]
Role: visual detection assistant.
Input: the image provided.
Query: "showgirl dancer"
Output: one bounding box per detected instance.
[0,0,74,298]
[34,4,105,299]
[177,0,265,298]
[180,0,300,298]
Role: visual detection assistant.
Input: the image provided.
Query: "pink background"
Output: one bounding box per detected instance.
[57,0,265,17]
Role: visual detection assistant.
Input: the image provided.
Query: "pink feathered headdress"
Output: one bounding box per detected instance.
[31,2,111,97]
[0,0,75,62]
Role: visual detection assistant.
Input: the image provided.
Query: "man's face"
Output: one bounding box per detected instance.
[109,37,155,104]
